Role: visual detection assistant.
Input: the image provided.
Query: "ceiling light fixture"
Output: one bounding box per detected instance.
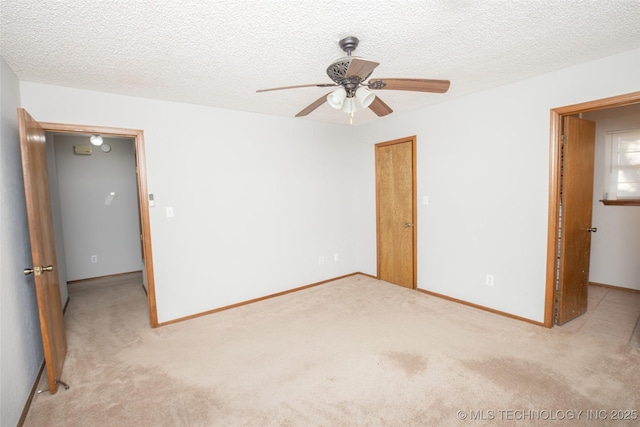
[327,87,347,109]
[341,97,357,114]
[355,87,375,108]
[327,86,375,112]
[89,134,104,146]
[327,85,375,124]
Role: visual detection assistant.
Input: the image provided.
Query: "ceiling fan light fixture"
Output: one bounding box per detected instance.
[327,87,347,109]
[341,97,357,114]
[89,134,103,146]
[355,86,375,108]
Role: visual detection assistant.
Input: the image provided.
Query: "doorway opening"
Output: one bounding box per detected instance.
[544,91,640,328]
[41,121,158,327]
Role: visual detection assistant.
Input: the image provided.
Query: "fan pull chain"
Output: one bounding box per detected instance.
[350,111,354,125]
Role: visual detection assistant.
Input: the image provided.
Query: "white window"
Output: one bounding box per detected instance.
[604,129,640,201]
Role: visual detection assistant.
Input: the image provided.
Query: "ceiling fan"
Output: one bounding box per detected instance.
[256,36,450,122]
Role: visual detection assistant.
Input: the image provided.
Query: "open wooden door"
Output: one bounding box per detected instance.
[556,116,596,325]
[18,108,68,393]
[376,137,417,289]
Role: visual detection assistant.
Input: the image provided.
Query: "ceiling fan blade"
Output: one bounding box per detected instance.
[257,83,337,93]
[345,58,380,80]
[295,93,331,117]
[368,96,393,117]
[370,78,450,93]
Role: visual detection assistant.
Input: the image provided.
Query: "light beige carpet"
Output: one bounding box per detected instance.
[24,273,639,426]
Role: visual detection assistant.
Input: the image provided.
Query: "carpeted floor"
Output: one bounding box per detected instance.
[24,273,639,426]
[558,284,640,347]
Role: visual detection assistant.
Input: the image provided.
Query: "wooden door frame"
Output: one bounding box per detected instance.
[40,121,158,328]
[375,136,418,289]
[543,91,640,327]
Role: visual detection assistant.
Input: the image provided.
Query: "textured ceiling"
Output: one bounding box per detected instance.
[1,1,639,125]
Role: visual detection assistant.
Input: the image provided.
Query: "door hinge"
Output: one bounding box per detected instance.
[561,134,568,145]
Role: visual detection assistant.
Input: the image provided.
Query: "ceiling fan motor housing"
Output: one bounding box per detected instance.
[326,37,368,96]
[326,59,351,83]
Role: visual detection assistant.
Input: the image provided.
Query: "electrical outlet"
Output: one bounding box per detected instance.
[485,274,494,287]
[318,256,324,266]
[334,253,339,261]
[91,255,98,263]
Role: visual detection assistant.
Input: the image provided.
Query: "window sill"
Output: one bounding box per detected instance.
[600,199,640,206]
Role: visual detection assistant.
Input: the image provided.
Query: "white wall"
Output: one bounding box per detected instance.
[356,49,640,322]
[53,135,142,281]
[18,84,363,322]
[0,57,44,427]
[585,104,640,291]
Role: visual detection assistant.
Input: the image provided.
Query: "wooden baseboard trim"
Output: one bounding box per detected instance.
[18,360,45,427]
[158,272,365,327]
[590,281,640,294]
[416,288,546,327]
[67,270,143,285]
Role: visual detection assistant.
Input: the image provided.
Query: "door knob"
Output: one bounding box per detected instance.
[404,222,414,228]
[24,265,54,276]
[587,227,597,233]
